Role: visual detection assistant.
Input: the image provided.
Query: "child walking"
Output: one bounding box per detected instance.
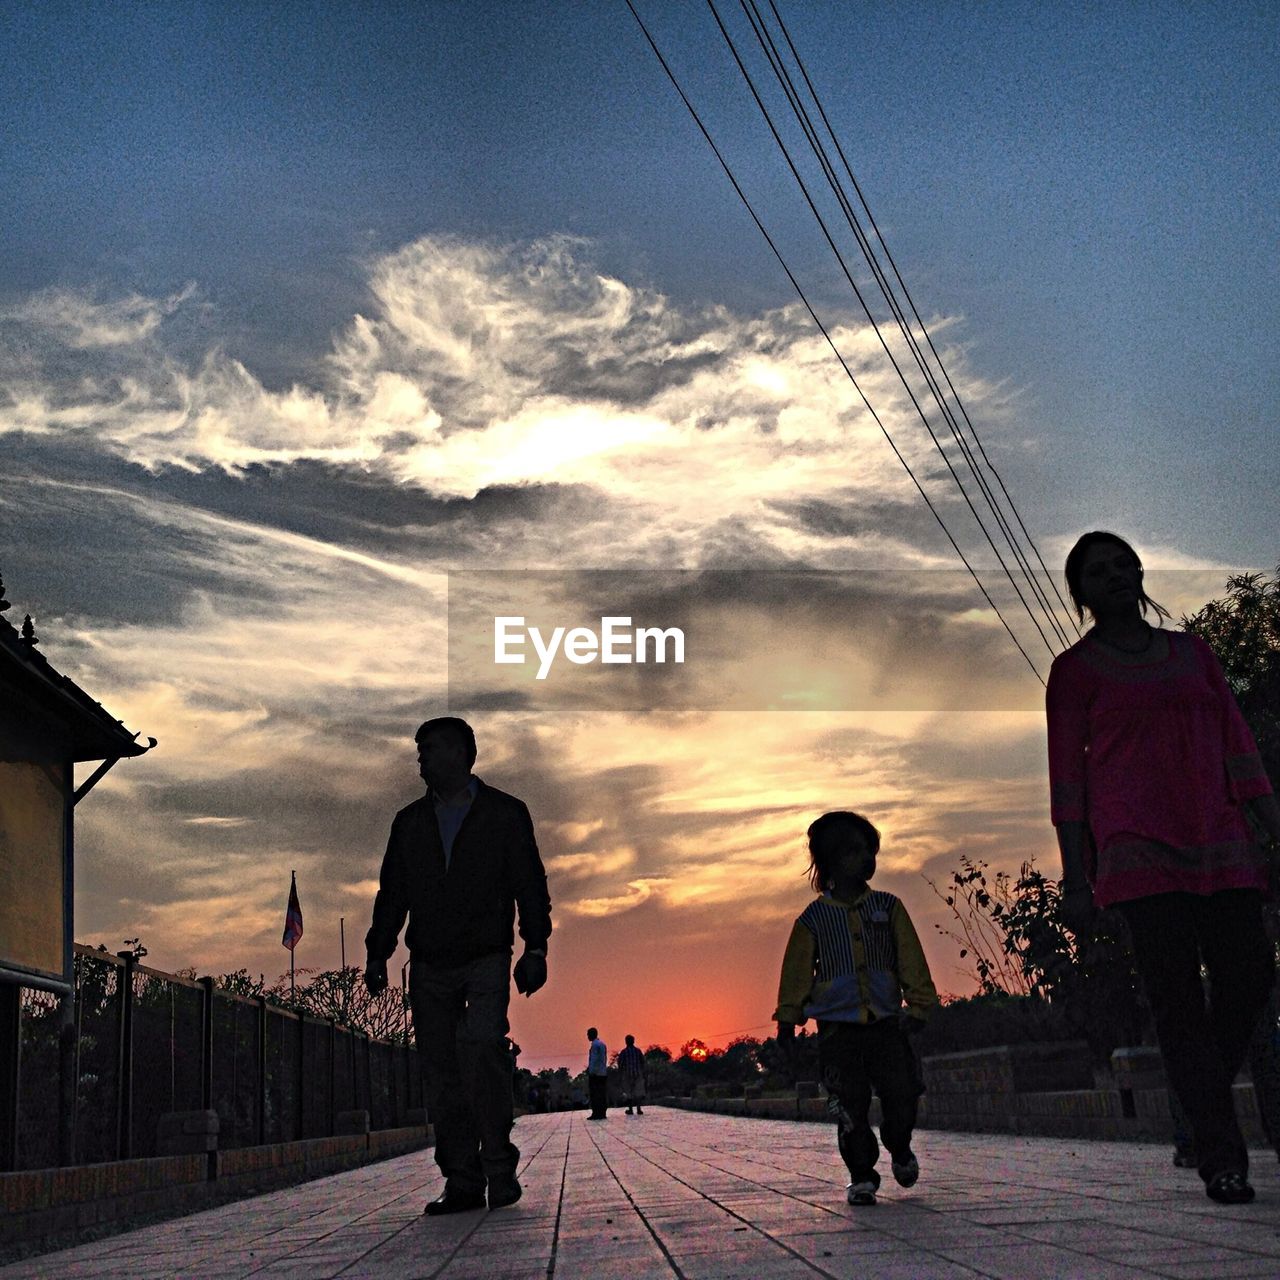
[775,811,938,1206]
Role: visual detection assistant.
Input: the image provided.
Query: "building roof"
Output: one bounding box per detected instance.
[0,608,152,764]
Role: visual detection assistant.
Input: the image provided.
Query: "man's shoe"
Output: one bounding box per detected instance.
[636,1107,643,1114]
[424,1187,486,1216]
[488,1175,522,1210]
[625,1106,633,1115]
[1206,1171,1255,1205]
[846,1180,877,1207]
[891,1151,919,1188]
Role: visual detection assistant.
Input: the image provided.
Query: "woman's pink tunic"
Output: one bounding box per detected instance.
[1046,630,1271,908]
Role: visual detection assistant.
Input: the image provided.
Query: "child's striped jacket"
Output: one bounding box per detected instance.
[774,887,938,1026]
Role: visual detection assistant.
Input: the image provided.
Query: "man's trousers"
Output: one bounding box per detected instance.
[588,1074,608,1118]
[410,950,518,1195]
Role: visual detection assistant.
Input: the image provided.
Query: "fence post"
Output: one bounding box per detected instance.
[352,1030,360,1120]
[256,996,267,1146]
[0,983,19,1172]
[295,1013,304,1141]
[328,1019,337,1137]
[199,976,215,1113]
[365,1032,374,1128]
[116,951,136,1160]
[58,982,82,1166]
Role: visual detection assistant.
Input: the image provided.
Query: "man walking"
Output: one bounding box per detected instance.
[586,1027,609,1119]
[365,717,551,1215]
[617,1034,647,1115]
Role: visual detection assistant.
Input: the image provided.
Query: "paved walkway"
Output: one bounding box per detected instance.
[5,1109,1280,1279]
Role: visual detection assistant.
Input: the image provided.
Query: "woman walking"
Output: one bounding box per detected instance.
[1047,531,1280,1204]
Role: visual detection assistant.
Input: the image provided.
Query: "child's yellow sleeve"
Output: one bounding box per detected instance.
[773,919,815,1025]
[892,899,939,1019]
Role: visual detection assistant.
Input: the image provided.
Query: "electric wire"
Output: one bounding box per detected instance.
[759,0,1081,642]
[704,0,1061,662]
[623,0,1047,683]
[741,0,1077,650]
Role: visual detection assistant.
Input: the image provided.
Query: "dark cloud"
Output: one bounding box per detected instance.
[0,437,620,634]
[770,493,942,544]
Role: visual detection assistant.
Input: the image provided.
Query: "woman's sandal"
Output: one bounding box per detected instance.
[1206,1171,1255,1204]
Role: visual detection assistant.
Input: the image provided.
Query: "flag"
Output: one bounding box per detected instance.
[282,872,303,951]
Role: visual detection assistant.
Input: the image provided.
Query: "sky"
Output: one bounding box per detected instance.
[2,1,1277,1071]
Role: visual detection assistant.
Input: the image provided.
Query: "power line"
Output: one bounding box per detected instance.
[623,0,1048,683]
[705,0,1067,661]
[753,0,1081,644]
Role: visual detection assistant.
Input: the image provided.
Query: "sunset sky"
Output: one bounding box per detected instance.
[2,2,1276,1071]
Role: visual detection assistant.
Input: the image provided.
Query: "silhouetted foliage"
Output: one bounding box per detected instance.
[914,991,1074,1058]
[924,857,1149,1060]
[287,966,410,1042]
[1183,566,1280,787]
[209,965,410,1041]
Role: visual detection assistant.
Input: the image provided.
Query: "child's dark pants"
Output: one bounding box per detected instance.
[818,1019,924,1184]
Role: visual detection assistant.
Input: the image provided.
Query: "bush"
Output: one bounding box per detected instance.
[915,991,1073,1058]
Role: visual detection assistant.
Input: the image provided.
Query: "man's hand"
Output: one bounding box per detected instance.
[1060,883,1097,938]
[897,1012,925,1037]
[775,1022,796,1058]
[364,959,388,997]
[513,951,547,997]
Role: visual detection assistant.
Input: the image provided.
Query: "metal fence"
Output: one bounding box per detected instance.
[8,946,422,1172]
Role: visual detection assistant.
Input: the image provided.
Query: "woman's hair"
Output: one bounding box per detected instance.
[806,811,881,893]
[1063,530,1171,624]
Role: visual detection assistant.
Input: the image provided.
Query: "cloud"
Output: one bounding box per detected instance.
[566,878,672,919]
[0,234,1002,573]
[1,284,197,349]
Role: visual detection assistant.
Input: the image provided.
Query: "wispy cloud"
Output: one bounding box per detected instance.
[1,234,1005,570]
[1,283,196,349]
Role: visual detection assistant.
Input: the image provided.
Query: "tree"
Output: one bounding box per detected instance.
[292,966,409,1042]
[214,968,269,999]
[679,1038,709,1064]
[924,857,1148,1060]
[925,856,1035,997]
[212,965,411,1041]
[1183,566,1280,783]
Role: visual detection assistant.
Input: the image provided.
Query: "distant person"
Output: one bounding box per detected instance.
[1047,531,1280,1205]
[586,1027,608,1119]
[774,810,938,1207]
[364,716,552,1215]
[617,1034,647,1115]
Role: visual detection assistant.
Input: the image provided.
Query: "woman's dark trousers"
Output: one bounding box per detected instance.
[818,1019,924,1185]
[1119,889,1275,1184]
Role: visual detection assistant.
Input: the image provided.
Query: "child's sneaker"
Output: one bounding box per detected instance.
[891,1151,919,1188]
[846,1180,877,1206]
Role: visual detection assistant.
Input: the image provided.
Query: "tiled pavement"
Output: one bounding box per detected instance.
[5,1109,1280,1279]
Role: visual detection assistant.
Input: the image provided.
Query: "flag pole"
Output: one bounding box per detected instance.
[282,868,303,1005]
[340,917,346,970]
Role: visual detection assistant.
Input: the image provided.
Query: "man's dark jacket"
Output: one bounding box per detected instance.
[365,778,552,967]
